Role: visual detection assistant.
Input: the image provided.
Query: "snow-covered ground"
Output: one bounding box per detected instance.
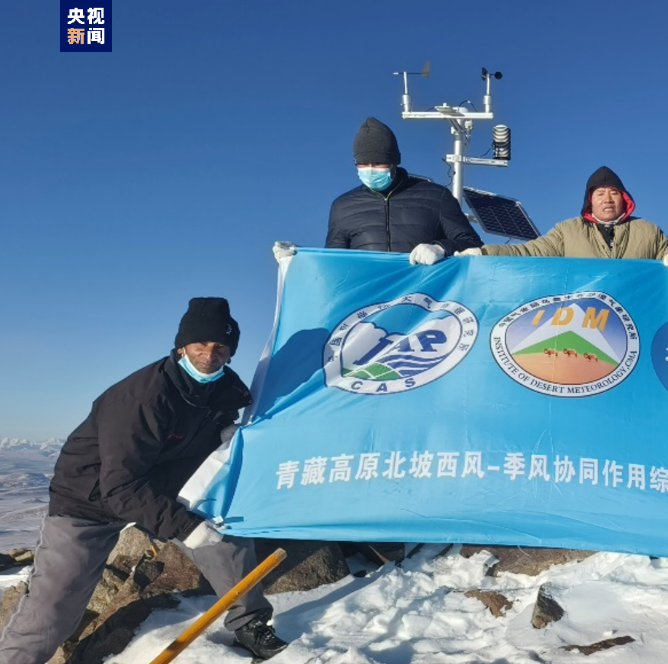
[2,443,668,663]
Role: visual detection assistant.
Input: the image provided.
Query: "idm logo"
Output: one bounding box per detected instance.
[491,292,639,397]
[323,293,478,394]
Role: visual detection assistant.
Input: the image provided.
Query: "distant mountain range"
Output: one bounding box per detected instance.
[0,438,64,457]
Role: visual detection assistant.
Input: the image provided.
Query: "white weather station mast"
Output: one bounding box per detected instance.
[394,65,538,241]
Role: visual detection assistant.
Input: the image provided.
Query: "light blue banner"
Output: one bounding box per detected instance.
[180,248,668,556]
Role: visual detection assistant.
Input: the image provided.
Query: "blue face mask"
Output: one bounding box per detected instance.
[178,355,226,383]
[357,167,393,191]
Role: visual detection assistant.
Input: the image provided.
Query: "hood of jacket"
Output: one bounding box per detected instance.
[581,166,636,223]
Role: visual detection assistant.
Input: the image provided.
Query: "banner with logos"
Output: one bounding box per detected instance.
[179,249,668,556]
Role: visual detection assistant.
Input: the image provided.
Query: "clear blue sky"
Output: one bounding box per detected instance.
[2,0,666,439]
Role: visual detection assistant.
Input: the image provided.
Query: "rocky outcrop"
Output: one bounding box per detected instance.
[1,529,349,664]
[464,589,513,617]
[3,536,639,663]
[458,545,595,577]
[562,635,635,655]
[0,581,28,632]
[531,582,565,628]
[0,548,34,571]
[255,538,349,594]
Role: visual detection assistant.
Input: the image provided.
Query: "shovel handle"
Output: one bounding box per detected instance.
[145,547,287,664]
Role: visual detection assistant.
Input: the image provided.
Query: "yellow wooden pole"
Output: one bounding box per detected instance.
[145,547,287,664]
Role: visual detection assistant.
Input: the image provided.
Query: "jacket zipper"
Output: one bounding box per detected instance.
[607,227,616,258]
[592,223,614,258]
[367,188,393,251]
[384,191,396,250]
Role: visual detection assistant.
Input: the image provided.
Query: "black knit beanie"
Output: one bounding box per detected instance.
[353,117,401,165]
[174,297,240,356]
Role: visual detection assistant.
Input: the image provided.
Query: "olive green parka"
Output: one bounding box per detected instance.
[483,166,668,259]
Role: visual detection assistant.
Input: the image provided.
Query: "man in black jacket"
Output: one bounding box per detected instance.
[0,298,288,663]
[273,116,483,264]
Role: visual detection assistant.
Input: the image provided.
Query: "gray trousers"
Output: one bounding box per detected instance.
[0,516,272,664]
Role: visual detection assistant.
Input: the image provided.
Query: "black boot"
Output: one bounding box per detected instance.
[233,616,288,660]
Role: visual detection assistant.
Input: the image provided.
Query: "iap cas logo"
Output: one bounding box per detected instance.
[491,292,639,397]
[324,293,478,395]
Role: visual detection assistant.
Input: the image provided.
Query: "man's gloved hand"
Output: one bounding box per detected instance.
[663,254,668,267]
[409,243,446,265]
[454,247,483,257]
[272,241,297,262]
[220,423,239,445]
[182,520,224,549]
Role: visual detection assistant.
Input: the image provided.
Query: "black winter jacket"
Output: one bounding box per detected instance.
[49,352,252,541]
[326,168,482,254]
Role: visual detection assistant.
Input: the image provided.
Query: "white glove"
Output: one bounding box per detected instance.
[454,247,483,257]
[663,254,668,267]
[409,243,446,265]
[220,423,239,445]
[272,241,297,262]
[182,520,224,549]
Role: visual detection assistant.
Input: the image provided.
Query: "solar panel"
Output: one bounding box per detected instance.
[463,187,540,241]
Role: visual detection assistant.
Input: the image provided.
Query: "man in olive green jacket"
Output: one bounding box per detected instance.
[457,166,668,261]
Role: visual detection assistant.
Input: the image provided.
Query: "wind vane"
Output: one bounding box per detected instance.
[393,65,538,241]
